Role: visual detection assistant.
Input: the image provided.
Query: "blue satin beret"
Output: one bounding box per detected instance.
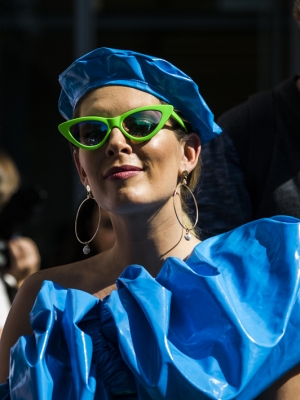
[58,47,222,145]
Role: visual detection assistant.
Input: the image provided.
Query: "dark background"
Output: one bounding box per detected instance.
[0,0,298,268]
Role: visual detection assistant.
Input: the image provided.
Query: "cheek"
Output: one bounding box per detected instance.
[140,136,182,195]
[78,150,102,180]
[145,134,182,171]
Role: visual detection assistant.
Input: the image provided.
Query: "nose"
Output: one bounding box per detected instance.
[105,127,132,157]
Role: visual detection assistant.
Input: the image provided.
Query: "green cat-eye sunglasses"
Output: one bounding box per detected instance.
[58,104,187,150]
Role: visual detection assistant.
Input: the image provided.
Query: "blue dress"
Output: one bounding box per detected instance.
[1,216,300,399]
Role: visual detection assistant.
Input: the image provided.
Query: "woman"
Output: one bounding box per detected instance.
[0,48,300,399]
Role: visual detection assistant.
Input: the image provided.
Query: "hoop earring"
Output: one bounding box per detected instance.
[173,170,199,241]
[75,184,101,255]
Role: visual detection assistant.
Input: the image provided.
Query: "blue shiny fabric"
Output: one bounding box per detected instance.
[58,47,222,145]
[2,216,300,399]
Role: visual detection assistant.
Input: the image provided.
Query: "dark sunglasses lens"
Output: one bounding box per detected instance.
[123,110,162,137]
[70,121,108,146]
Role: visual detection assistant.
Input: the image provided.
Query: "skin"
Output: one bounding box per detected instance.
[91,207,115,253]
[0,86,299,398]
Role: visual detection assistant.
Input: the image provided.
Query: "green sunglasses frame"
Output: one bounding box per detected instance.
[58,104,187,150]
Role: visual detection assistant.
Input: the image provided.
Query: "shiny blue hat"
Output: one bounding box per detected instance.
[58,47,222,144]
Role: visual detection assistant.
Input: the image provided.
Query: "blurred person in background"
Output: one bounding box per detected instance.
[197,0,300,239]
[0,149,40,337]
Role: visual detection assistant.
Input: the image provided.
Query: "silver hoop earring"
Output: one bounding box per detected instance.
[173,170,199,241]
[75,184,101,255]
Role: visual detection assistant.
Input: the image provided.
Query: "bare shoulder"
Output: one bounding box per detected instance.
[3,253,113,328]
[0,257,101,382]
[0,266,67,382]
[0,253,119,382]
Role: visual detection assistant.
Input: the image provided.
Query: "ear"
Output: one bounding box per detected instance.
[179,133,201,175]
[73,150,88,187]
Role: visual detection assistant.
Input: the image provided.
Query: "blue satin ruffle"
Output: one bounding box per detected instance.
[3,216,300,399]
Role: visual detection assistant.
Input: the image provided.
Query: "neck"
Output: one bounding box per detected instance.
[102,198,200,278]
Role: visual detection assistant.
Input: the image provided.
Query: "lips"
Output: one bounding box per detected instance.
[104,165,143,180]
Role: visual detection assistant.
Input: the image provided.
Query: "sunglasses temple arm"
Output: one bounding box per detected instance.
[171,111,187,131]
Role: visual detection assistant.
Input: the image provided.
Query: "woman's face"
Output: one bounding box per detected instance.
[74,86,195,215]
